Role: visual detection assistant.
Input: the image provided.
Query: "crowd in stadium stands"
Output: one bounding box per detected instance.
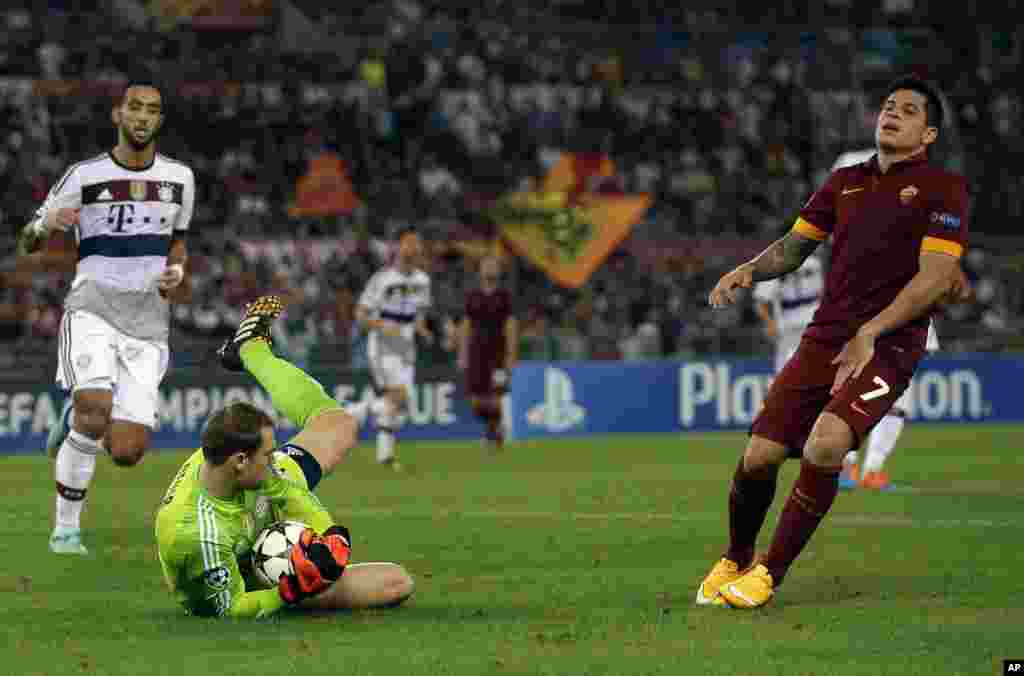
[0,1,1021,372]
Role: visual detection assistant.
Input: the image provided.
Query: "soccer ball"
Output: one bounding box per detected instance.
[251,520,309,588]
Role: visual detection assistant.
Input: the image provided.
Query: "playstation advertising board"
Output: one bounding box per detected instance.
[509,356,1018,439]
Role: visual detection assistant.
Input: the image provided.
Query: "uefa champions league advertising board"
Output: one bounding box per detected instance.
[0,368,484,454]
[0,356,1019,452]
[509,355,1020,440]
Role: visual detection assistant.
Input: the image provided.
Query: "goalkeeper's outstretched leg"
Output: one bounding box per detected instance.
[218,295,358,478]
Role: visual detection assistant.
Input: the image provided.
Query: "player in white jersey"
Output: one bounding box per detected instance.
[17,83,194,554]
[355,227,432,468]
[753,254,825,373]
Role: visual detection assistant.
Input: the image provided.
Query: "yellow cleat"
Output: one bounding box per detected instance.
[695,557,743,606]
[218,295,285,371]
[721,563,775,609]
[245,295,285,320]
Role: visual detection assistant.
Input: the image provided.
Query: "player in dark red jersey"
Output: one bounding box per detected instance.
[458,256,518,447]
[697,76,972,608]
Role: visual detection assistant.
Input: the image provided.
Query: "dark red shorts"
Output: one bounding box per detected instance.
[751,336,924,456]
[466,353,504,397]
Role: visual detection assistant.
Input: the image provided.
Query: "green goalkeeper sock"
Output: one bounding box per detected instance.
[240,340,338,427]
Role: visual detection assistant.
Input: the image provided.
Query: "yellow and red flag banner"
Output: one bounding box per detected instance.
[288,152,362,218]
[543,152,616,198]
[491,151,648,288]
[492,191,650,289]
[148,0,275,30]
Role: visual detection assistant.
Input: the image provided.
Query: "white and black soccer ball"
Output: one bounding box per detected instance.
[251,520,309,589]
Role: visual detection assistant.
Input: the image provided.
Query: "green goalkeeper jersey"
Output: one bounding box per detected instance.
[156,449,334,618]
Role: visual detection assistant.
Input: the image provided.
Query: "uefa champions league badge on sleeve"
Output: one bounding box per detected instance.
[203,566,231,591]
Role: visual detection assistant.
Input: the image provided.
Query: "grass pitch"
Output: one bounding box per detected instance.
[2,425,1021,675]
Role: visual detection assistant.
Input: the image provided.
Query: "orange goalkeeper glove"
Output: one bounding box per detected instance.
[278,526,352,604]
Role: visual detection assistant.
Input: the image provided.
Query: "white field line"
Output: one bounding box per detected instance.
[344,509,1021,529]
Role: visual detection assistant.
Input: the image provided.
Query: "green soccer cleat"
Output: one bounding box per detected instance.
[217,295,284,371]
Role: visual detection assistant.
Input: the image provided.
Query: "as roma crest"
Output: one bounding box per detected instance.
[899,185,919,205]
[130,180,147,201]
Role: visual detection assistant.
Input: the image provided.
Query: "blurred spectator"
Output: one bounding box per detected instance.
[0,0,1018,372]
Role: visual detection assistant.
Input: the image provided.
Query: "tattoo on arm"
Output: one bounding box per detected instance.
[747,232,820,282]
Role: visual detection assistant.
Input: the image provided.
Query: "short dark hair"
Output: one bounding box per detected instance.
[884,76,944,129]
[119,81,164,107]
[201,402,274,465]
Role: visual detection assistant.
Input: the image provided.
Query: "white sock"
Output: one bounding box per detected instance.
[376,401,397,463]
[501,394,511,437]
[54,430,102,532]
[843,450,859,467]
[863,413,905,473]
[369,397,389,418]
[376,429,395,463]
[342,400,369,426]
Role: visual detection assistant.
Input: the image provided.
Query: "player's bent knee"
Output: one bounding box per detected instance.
[804,414,855,465]
[71,390,113,438]
[109,444,145,467]
[743,436,788,473]
[106,421,150,466]
[299,409,358,474]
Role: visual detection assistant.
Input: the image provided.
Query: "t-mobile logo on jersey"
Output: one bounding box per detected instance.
[526,368,585,433]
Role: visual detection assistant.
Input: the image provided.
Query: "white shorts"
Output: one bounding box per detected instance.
[369,352,415,395]
[891,324,940,412]
[774,329,805,373]
[56,310,170,428]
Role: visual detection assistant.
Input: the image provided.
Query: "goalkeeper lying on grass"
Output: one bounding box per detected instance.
[156,296,414,617]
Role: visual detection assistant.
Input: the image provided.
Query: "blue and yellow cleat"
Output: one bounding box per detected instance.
[860,470,894,491]
[838,463,859,491]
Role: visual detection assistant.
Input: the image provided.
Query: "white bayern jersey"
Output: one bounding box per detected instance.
[358,266,431,361]
[32,152,195,341]
[754,255,825,334]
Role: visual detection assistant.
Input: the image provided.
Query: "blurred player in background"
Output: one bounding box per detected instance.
[754,253,825,373]
[701,76,971,608]
[458,256,518,448]
[157,296,413,618]
[17,82,193,555]
[838,323,940,490]
[355,226,432,469]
